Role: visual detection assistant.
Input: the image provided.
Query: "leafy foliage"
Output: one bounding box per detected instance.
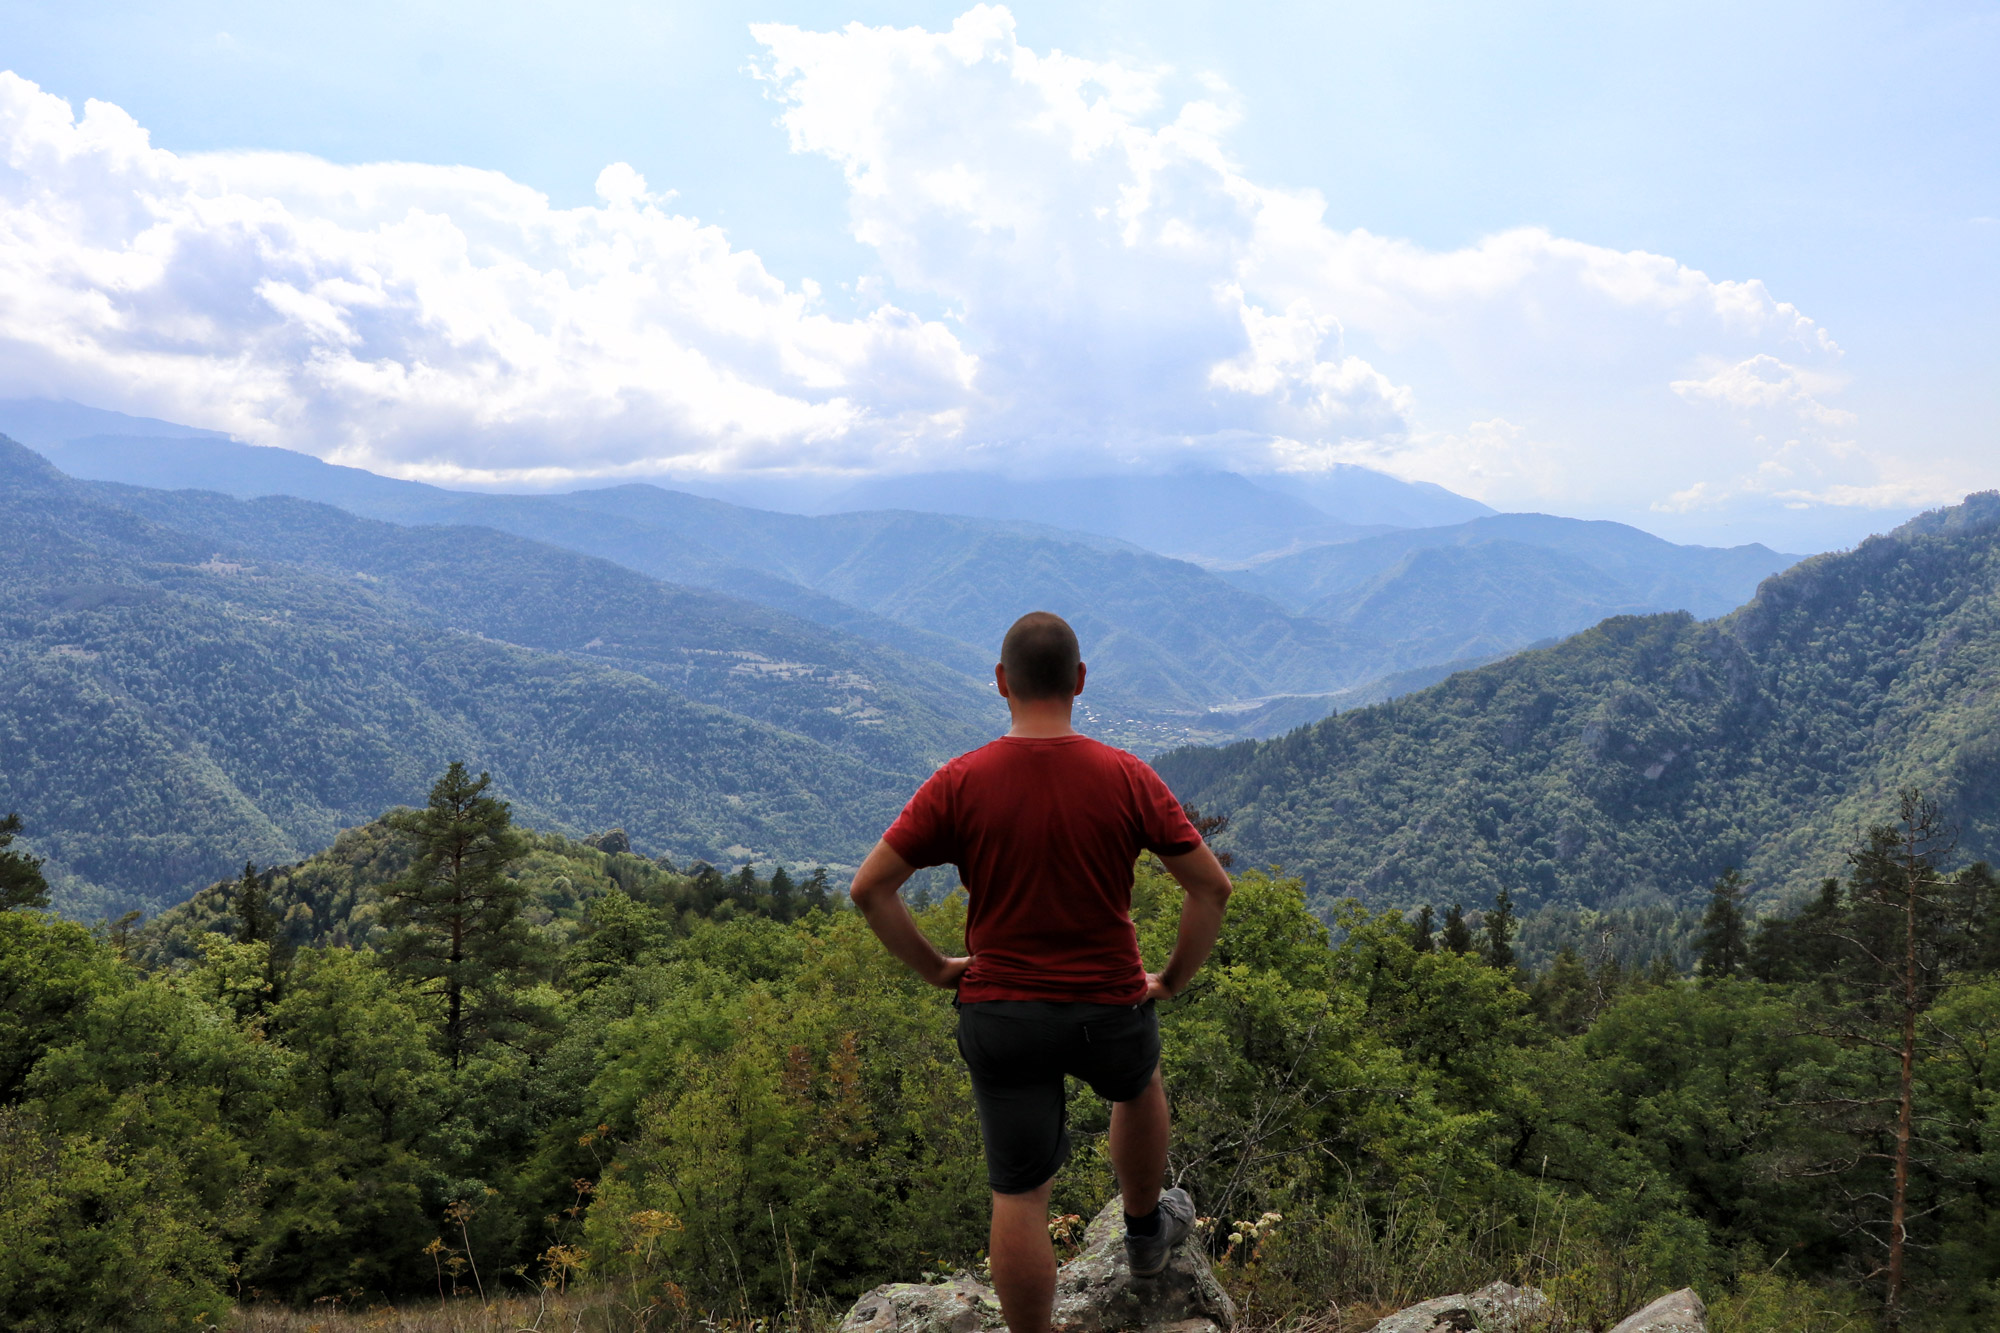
[3,783,1998,1330]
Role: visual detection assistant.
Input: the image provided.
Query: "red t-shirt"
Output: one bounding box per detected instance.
[881,734,1203,1004]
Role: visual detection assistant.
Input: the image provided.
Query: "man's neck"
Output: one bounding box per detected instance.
[1005,700,1078,739]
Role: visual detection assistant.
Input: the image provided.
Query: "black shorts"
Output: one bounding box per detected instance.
[955,999,1161,1194]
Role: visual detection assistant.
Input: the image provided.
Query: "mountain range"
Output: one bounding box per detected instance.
[1158,492,2000,915]
[4,399,1796,747]
[0,398,1830,919]
[0,436,998,915]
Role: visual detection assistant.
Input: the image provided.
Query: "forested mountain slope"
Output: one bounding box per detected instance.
[1157,493,2000,914]
[87,483,997,772]
[24,430,1792,748]
[0,439,992,915]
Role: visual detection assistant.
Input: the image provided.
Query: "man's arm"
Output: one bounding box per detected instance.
[1146,843,1233,1001]
[849,839,972,989]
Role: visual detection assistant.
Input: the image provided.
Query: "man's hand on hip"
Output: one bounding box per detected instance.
[851,838,973,990]
[1151,844,1233,1000]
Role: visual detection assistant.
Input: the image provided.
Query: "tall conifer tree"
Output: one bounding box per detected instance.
[236,861,273,945]
[1484,889,1517,970]
[769,866,797,922]
[378,763,538,1066]
[1696,869,1749,980]
[802,867,832,915]
[1441,903,1475,955]
[732,864,761,912]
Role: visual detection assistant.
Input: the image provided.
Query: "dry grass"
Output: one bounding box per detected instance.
[230,1293,621,1333]
[227,1288,846,1333]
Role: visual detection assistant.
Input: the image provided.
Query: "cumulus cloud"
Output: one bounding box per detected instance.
[749,7,1926,515]
[0,10,1949,520]
[0,71,973,480]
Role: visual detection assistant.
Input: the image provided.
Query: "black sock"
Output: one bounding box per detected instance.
[1124,1204,1162,1237]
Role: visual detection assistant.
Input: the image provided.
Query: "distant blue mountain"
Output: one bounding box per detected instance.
[0,398,1493,565]
[1241,465,1493,530]
[0,399,233,445]
[1,399,1799,749]
[791,470,1393,564]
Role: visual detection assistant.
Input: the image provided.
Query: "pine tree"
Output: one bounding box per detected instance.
[769,866,797,922]
[1786,790,2000,1325]
[235,861,272,945]
[801,867,832,915]
[1749,877,1844,983]
[377,763,540,1067]
[732,864,761,912]
[1696,869,1749,980]
[1410,903,1436,952]
[233,862,294,1008]
[1530,946,1595,1035]
[0,812,50,911]
[1441,903,1475,955]
[687,862,725,915]
[1483,888,1517,971]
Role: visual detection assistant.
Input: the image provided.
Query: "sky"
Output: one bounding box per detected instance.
[0,0,1994,550]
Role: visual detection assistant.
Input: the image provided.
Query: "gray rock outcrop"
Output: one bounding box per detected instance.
[841,1275,1004,1333]
[839,1195,1235,1333]
[1607,1288,1705,1333]
[1367,1281,1553,1333]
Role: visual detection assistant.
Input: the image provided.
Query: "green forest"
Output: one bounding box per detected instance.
[0,437,995,915]
[1160,493,2000,916]
[4,768,1998,1333]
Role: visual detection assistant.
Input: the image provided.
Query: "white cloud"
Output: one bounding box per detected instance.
[0,71,973,481]
[0,11,1961,523]
[748,7,1936,516]
[1671,354,1853,426]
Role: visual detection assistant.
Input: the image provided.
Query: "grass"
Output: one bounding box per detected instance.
[227,1286,845,1333]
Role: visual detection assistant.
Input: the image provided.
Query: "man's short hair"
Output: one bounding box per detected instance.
[1001,612,1081,701]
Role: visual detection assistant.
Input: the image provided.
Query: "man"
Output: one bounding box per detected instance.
[849,611,1234,1333]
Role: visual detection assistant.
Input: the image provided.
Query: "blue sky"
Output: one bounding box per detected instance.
[0,0,1994,548]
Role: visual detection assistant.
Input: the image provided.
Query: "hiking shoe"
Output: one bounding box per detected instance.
[1124,1186,1194,1278]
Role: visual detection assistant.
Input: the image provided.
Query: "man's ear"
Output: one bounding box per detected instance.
[994,663,1012,699]
[1074,662,1087,697]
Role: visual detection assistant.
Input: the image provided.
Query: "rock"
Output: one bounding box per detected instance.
[1049,1195,1236,1333]
[838,1195,1235,1333]
[1368,1281,1553,1333]
[842,1275,1005,1333]
[1607,1288,1705,1333]
[584,828,631,855]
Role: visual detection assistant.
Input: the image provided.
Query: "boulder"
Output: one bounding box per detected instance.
[838,1195,1235,1333]
[1050,1195,1237,1333]
[842,1275,1004,1333]
[1607,1289,1705,1333]
[1368,1281,1553,1333]
[584,828,631,855]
